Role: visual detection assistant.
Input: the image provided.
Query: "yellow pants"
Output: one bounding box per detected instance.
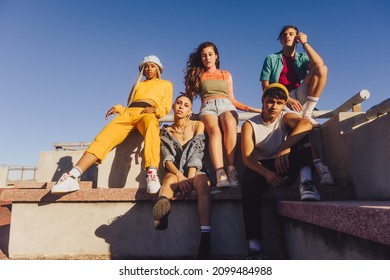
[86,107,160,169]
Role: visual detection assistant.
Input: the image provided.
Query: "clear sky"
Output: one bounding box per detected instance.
[1,0,389,167]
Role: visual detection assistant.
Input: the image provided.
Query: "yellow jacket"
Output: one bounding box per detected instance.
[114,79,173,118]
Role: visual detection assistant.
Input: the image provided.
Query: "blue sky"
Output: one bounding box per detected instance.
[0,0,389,167]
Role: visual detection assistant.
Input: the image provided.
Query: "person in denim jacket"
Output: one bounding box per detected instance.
[152,94,212,259]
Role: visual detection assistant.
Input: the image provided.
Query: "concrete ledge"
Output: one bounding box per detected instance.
[0,182,355,202]
[277,200,390,246]
[0,201,11,227]
[0,182,357,259]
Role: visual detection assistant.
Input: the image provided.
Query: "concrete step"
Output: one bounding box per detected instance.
[277,200,390,246]
[277,200,390,259]
[0,202,11,226]
[0,182,356,260]
[0,192,11,260]
[1,181,354,203]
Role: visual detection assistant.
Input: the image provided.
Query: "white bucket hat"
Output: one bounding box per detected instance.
[139,55,163,73]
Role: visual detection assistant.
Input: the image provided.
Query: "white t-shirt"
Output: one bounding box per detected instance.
[247,111,288,161]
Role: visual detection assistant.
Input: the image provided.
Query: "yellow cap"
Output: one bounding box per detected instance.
[263,83,289,99]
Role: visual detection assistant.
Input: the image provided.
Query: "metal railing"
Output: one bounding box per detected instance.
[53,141,92,151]
[5,165,37,185]
[314,89,370,119]
[53,89,377,151]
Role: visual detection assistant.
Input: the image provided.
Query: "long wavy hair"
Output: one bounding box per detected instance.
[183,41,220,100]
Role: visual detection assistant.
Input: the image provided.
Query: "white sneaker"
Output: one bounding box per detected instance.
[146,169,161,194]
[227,167,240,187]
[216,169,231,188]
[51,173,80,194]
[317,165,335,185]
[299,180,320,201]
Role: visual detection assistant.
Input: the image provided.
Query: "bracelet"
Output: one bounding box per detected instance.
[302,42,309,45]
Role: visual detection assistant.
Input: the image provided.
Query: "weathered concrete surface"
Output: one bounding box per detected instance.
[321,112,390,199]
[2,111,390,260]
[7,201,247,259]
[0,168,9,188]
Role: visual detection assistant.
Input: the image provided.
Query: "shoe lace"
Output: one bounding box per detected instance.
[147,170,159,182]
[302,180,316,192]
[59,172,75,182]
[228,169,238,181]
[217,170,228,182]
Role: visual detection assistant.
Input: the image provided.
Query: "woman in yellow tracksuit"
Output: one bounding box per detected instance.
[51,55,173,194]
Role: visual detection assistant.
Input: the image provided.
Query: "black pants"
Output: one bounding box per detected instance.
[241,136,313,240]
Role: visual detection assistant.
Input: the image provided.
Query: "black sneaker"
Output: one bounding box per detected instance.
[299,180,320,201]
[246,249,263,260]
[197,232,211,260]
[152,196,171,230]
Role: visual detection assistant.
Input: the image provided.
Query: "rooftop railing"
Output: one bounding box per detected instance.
[2,165,38,185]
[52,89,378,151]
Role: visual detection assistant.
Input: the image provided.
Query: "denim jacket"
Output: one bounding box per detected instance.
[160,126,205,175]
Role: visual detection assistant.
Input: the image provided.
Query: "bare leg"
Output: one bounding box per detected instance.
[158,173,177,199]
[304,64,328,98]
[75,152,98,173]
[219,111,238,166]
[201,115,224,171]
[192,174,211,226]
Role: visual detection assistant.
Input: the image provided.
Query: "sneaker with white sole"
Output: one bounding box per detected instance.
[152,196,171,230]
[51,173,80,194]
[216,169,231,188]
[299,180,320,201]
[146,168,161,194]
[317,165,335,185]
[227,167,240,187]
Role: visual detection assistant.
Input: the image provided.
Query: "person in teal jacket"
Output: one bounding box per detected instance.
[260,25,334,186]
[260,25,327,122]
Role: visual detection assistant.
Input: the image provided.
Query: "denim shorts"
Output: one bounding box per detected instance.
[199,98,238,120]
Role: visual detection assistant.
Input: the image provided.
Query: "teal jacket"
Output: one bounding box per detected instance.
[260,50,310,84]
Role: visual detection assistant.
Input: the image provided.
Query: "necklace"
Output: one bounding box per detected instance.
[172,120,190,141]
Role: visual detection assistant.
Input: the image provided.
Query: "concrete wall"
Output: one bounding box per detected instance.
[37,150,98,186]
[283,218,390,260]
[37,131,163,189]
[36,131,239,189]
[320,112,390,199]
[0,167,8,188]
[6,111,390,259]
[8,201,248,259]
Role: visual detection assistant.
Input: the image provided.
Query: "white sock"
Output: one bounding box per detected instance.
[303,96,319,115]
[249,239,262,251]
[147,167,158,174]
[313,159,325,170]
[201,226,211,233]
[69,167,82,178]
[300,166,312,183]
